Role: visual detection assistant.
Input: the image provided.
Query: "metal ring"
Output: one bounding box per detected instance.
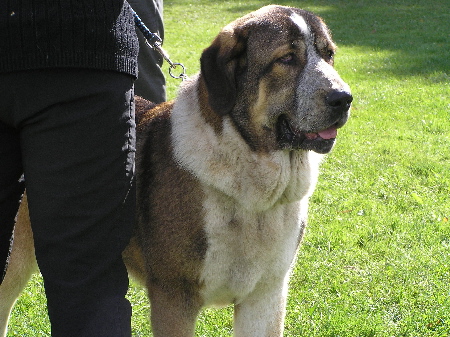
[169,63,187,79]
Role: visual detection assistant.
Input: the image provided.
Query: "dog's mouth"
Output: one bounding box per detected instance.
[277,115,339,154]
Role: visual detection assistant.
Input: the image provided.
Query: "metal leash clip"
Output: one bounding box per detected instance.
[146,39,187,80]
[133,9,187,80]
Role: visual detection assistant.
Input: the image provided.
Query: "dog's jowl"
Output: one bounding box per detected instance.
[0,5,352,337]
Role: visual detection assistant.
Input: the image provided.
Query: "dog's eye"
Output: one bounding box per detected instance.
[327,50,335,60]
[277,53,295,65]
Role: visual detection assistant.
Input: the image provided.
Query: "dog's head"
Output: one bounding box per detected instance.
[200,5,352,154]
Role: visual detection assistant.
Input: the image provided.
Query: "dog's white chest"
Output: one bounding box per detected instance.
[199,189,307,307]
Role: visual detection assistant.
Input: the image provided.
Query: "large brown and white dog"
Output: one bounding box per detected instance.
[0,5,352,337]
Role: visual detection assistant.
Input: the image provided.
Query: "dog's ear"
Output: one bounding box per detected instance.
[200,27,247,116]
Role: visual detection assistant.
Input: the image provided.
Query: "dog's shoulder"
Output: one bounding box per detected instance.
[135,96,156,123]
[135,97,174,134]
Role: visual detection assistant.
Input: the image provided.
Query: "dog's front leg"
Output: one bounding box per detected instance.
[148,284,202,337]
[233,280,288,337]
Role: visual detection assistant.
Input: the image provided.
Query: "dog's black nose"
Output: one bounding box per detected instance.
[326,90,353,112]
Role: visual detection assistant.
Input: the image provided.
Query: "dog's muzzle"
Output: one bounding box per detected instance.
[277,89,353,154]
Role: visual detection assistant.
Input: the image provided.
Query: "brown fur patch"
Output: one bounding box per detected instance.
[135,100,208,301]
[197,77,224,135]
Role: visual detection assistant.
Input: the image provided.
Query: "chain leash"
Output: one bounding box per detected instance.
[132,9,187,80]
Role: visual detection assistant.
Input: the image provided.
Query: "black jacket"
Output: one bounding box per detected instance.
[0,0,139,77]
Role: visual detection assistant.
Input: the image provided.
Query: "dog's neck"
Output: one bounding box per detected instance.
[170,74,321,211]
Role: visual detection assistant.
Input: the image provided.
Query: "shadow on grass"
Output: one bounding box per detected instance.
[166,0,450,81]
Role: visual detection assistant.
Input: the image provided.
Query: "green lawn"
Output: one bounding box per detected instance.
[7,0,449,336]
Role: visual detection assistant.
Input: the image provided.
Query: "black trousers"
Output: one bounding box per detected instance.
[0,69,135,336]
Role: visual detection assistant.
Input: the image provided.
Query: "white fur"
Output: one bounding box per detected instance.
[171,75,321,212]
[290,12,310,36]
[171,75,322,336]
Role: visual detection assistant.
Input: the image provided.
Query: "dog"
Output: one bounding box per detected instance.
[0,5,352,336]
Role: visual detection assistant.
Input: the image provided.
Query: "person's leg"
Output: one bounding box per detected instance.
[0,123,24,284]
[130,0,166,102]
[17,69,135,337]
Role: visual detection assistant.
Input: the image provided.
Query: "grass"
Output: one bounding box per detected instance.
[6,0,450,335]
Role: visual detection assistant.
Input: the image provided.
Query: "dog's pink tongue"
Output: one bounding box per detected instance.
[318,127,337,140]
